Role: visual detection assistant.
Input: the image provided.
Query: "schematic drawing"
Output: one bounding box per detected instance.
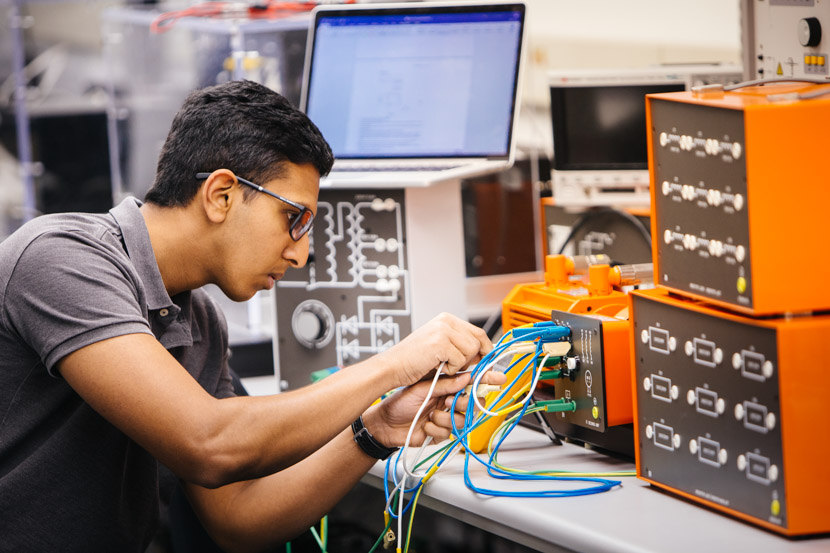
[275,189,412,387]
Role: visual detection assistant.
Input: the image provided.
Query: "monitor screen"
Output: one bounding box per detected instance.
[305,6,524,159]
[550,83,685,171]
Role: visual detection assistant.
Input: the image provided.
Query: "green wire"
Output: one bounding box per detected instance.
[286,543,291,553]
[322,516,328,551]
[301,412,458,553]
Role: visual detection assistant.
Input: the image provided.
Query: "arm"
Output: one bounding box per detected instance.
[57,313,490,488]
[182,371,501,553]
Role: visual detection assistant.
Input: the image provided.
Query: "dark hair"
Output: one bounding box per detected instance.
[145,80,334,207]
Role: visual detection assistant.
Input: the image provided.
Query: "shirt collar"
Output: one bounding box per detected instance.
[109,197,202,347]
[109,197,174,312]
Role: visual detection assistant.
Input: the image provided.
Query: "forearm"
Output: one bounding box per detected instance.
[59,314,488,490]
[198,355,397,485]
[187,425,379,553]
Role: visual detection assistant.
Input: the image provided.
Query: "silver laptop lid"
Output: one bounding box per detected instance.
[301,2,525,163]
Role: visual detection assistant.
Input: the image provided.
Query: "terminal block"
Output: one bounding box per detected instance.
[631,288,830,535]
[647,82,830,315]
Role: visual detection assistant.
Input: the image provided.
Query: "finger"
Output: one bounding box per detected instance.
[441,343,469,375]
[480,371,507,386]
[423,420,451,442]
[430,409,466,431]
[445,324,491,367]
[438,312,493,356]
[430,314,492,369]
[429,372,472,397]
[446,393,470,412]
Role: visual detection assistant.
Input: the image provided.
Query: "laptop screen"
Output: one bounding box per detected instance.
[303,4,525,160]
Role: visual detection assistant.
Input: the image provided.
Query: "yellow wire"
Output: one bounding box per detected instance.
[403,486,424,553]
[481,371,534,418]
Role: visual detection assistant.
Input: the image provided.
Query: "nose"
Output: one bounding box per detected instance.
[283,234,309,268]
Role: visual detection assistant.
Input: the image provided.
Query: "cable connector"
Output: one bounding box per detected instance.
[536,326,570,342]
[464,383,502,397]
[539,369,562,380]
[541,341,571,357]
[512,325,569,342]
[505,342,538,355]
[537,398,577,413]
[382,529,396,550]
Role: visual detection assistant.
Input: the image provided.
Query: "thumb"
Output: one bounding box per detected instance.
[430,372,473,398]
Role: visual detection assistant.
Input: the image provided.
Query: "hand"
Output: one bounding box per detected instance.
[364,370,507,448]
[373,313,491,389]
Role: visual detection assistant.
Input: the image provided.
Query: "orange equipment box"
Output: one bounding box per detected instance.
[467,255,649,456]
[647,83,830,315]
[630,287,830,535]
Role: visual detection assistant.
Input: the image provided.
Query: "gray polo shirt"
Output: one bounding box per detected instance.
[0,197,235,552]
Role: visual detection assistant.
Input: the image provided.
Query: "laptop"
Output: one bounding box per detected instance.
[300,1,526,187]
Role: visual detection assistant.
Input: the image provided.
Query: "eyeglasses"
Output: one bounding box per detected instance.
[196,172,314,241]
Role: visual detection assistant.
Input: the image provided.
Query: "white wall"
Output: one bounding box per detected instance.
[518,0,742,152]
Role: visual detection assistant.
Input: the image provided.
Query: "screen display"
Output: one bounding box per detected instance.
[550,84,685,171]
[305,7,523,159]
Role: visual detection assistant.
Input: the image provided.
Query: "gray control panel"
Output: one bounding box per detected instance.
[632,292,786,528]
[743,0,830,79]
[650,99,752,309]
[274,189,411,388]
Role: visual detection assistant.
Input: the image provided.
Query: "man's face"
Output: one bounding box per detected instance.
[218,162,320,301]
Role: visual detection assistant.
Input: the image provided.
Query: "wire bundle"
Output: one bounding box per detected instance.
[379,322,632,553]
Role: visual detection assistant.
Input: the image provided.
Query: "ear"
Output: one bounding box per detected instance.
[199,169,238,224]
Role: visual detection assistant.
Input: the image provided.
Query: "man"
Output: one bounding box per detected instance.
[0,80,498,552]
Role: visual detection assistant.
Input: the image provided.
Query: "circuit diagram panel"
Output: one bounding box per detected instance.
[274,189,411,389]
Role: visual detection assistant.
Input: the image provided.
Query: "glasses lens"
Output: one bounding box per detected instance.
[291,209,314,241]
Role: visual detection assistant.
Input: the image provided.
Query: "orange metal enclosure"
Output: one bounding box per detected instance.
[647,83,830,315]
[630,288,830,535]
[466,255,639,455]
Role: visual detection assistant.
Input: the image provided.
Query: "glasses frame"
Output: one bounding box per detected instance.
[195,172,314,241]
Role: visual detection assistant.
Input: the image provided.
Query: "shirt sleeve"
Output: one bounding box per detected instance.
[193,290,236,399]
[3,229,153,375]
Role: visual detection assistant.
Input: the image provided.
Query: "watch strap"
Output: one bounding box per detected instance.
[351,415,399,460]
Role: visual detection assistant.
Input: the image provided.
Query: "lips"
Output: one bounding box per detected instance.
[267,273,284,290]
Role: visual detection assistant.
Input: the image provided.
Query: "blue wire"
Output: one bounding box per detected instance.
[383,333,530,516]
[383,326,619,514]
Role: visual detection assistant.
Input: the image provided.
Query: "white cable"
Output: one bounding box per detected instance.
[467,348,520,417]
[397,474,405,551]
[473,352,549,417]
[470,348,528,415]
[400,363,445,479]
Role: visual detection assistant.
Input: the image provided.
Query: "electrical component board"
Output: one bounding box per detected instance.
[273,184,466,389]
[647,83,830,315]
[630,287,830,535]
[742,0,830,80]
[473,255,651,456]
[535,309,634,456]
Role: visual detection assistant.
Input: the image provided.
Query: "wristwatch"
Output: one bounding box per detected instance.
[351,415,399,460]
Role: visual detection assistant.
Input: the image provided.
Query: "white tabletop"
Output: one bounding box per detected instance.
[364,426,830,553]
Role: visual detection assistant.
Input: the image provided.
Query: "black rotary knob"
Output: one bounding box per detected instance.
[799,17,822,47]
